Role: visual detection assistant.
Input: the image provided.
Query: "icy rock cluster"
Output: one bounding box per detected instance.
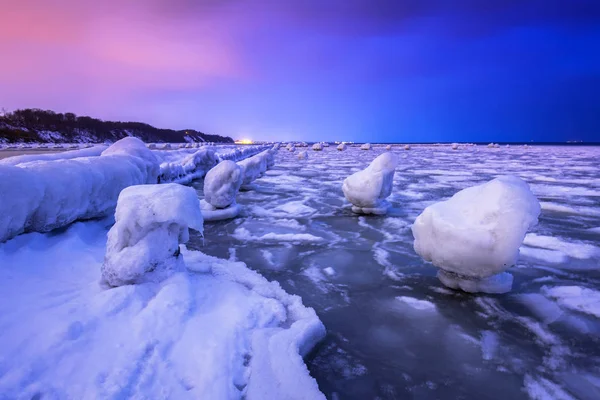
[342,152,398,215]
[337,143,347,151]
[312,143,323,151]
[360,143,372,150]
[412,175,540,294]
[0,137,159,243]
[201,160,243,221]
[101,184,203,287]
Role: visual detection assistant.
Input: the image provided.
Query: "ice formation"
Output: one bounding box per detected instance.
[342,152,398,214]
[101,184,203,287]
[412,175,541,294]
[452,143,459,150]
[238,150,270,186]
[158,148,218,184]
[404,145,411,150]
[360,143,372,150]
[0,137,159,243]
[337,143,347,151]
[385,145,392,151]
[312,143,323,151]
[201,160,243,221]
[298,150,308,160]
[0,145,108,166]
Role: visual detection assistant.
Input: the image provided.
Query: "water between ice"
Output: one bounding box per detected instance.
[189,145,600,400]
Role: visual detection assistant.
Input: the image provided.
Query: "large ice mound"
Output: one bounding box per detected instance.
[342,152,398,215]
[101,184,203,287]
[412,175,540,294]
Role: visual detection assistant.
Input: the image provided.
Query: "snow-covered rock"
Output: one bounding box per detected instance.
[238,150,270,185]
[488,143,495,148]
[385,145,392,151]
[337,143,347,151]
[203,160,243,209]
[404,145,411,150]
[412,175,540,294]
[322,142,330,147]
[312,143,323,151]
[452,143,459,150]
[0,137,159,243]
[298,150,308,160]
[158,148,218,184]
[287,145,295,152]
[342,152,398,214]
[360,143,372,150]
[101,184,203,287]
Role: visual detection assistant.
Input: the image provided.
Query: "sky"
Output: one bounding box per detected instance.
[1,0,599,143]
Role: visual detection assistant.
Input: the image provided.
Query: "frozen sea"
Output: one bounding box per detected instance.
[190,144,600,400]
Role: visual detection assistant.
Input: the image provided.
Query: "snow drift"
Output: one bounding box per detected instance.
[342,152,398,214]
[101,184,204,287]
[0,137,159,243]
[412,175,540,294]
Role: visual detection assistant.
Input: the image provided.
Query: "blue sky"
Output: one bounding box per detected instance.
[1,0,599,142]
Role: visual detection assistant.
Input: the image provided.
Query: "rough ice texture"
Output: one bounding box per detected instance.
[337,143,346,151]
[298,151,308,160]
[360,143,372,150]
[542,286,600,318]
[0,220,325,399]
[101,184,203,287]
[342,152,398,214]
[200,199,241,221]
[158,148,218,184]
[203,160,244,209]
[0,145,108,166]
[412,175,540,292]
[312,143,323,151]
[238,150,271,185]
[0,137,159,243]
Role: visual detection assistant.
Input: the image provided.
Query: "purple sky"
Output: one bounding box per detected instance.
[1,0,599,142]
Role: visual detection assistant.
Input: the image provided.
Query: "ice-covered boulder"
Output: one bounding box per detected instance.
[322,142,330,147]
[451,143,459,150]
[412,175,540,294]
[342,152,398,215]
[385,145,392,151]
[101,184,203,287]
[337,143,347,151]
[238,150,269,185]
[203,160,243,209]
[312,143,323,151]
[287,145,295,152]
[298,150,308,160]
[360,143,372,150]
[487,143,495,148]
[404,145,411,150]
[200,200,241,221]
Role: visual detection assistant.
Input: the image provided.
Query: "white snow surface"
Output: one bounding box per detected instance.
[412,175,540,280]
[0,137,159,243]
[0,220,325,399]
[342,152,398,213]
[203,160,244,208]
[101,184,204,287]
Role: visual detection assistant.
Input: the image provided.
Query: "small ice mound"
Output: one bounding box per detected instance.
[451,143,459,150]
[342,152,398,215]
[494,143,500,148]
[404,144,410,150]
[200,199,241,221]
[297,150,308,160]
[360,143,372,150]
[487,143,495,148]
[412,175,540,294]
[287,145,295,152]
[438,270,513,294]
[337,143,347,151]
[101,184,203,287]
[312,143,323,151]
[203,160,243,209]
[385,144,392,151]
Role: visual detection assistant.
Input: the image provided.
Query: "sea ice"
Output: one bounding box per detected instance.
[101,184,204,287]
[342,152,398,215]
[412,175,540,294]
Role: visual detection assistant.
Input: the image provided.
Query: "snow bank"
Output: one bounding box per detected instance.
[337,143,347,151]
[0,137,159,243]
[0,219,325,399]
[342,152,398,214]
[0,145,108,166]
[360,143,372,150]
[312,143,323,151]
[102,184,203,287]
[412,175,540,294]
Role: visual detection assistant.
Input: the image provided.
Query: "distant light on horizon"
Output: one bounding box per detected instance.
[235,138,253,145]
